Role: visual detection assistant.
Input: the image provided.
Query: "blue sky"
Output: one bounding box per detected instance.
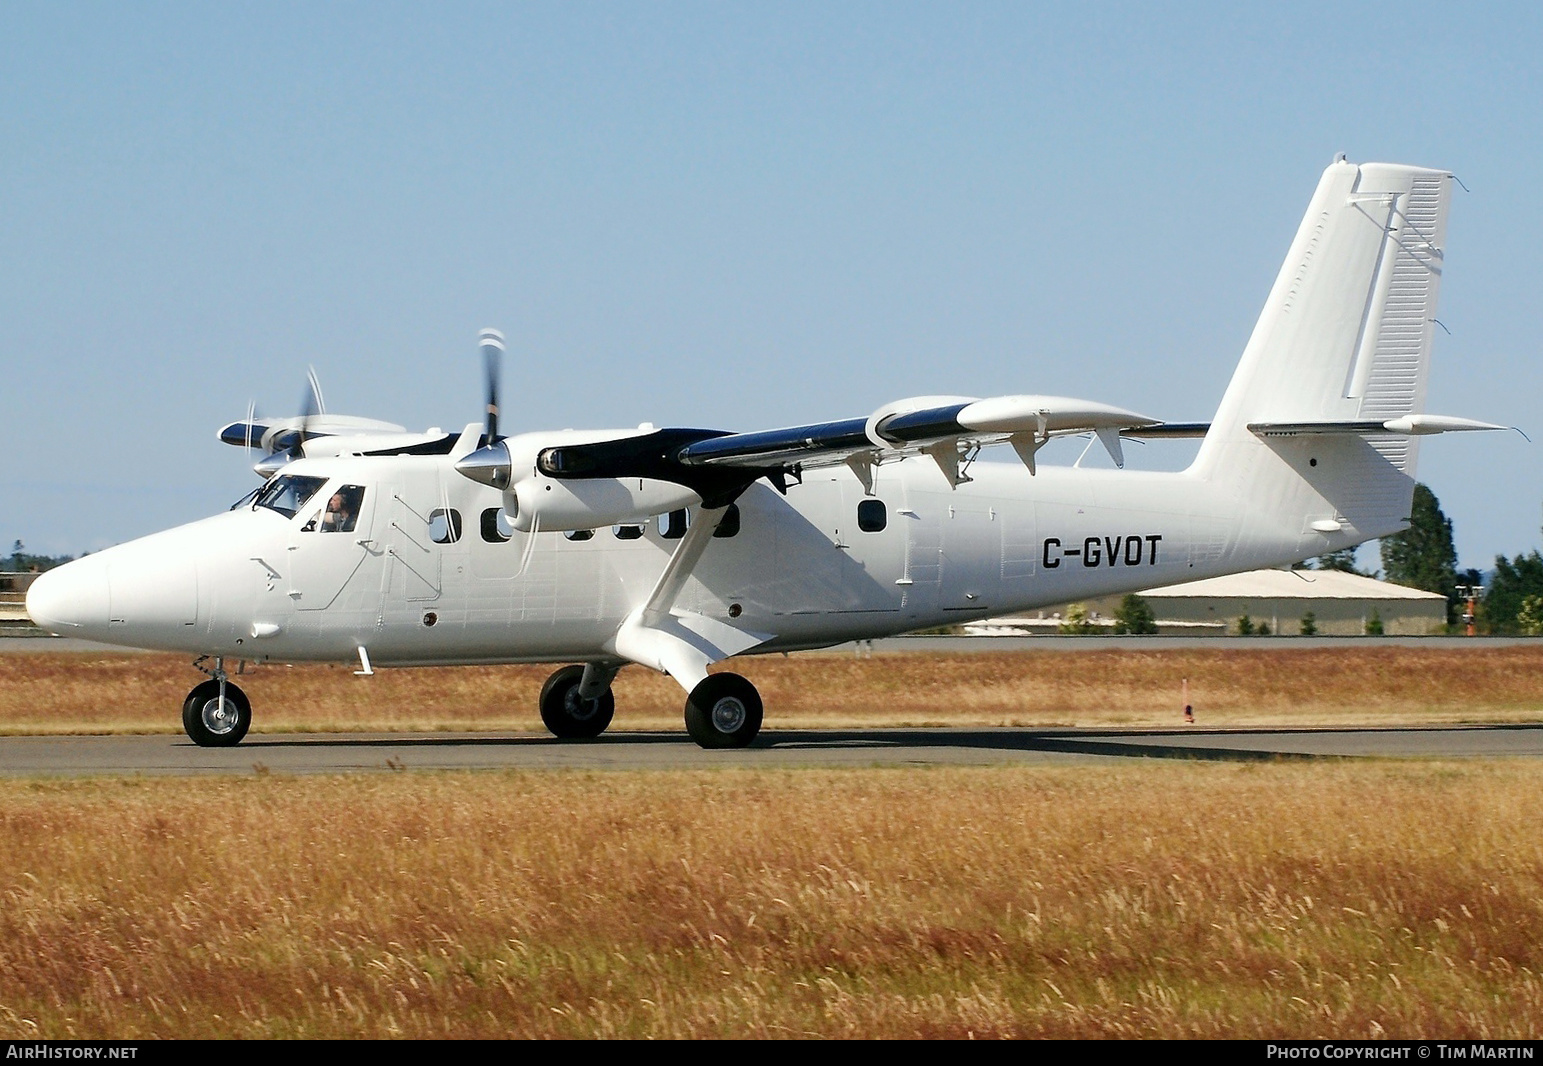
[3,2,1540,571]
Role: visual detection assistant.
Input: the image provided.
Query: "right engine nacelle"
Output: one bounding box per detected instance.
[506,472,700,533]
[455,430,703,533]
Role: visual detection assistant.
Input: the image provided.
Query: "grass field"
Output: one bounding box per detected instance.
[3,643,1543,735]
[3,644,1542,1039]
[2,761,1542,1039]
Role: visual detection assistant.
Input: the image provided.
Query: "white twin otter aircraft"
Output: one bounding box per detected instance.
[27,158,1506,748]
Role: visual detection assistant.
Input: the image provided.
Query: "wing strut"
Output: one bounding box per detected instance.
[640,505,727,628]
[606,505,772,692]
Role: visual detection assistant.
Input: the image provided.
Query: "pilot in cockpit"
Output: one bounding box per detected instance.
[319,485,364,533]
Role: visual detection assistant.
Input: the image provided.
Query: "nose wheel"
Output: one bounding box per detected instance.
[182,679,252,747]
[684,672,762,749]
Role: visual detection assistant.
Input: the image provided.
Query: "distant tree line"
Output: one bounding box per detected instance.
[7,540,75,573]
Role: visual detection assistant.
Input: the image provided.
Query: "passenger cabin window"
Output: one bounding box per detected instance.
[481,507,514,543]
[564,529,595,542]
[313,485,366,533]
[857,499,887,533]
[712,503,740,538]
[429,508,462,544]
[254,474,328,520]
[660,509,688,540]
[613,524,644,540]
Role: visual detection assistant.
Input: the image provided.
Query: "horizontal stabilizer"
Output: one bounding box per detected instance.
[1248,414,1508,437]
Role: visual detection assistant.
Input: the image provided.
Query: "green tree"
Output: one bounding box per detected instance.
[1299,611,1317,636]
[1313,545,1376,576]
[1487,552,1543,633]
[1365,610,1384,636]
[1517,596,1543,636]
[1058,604,1098,635]
[1236,614,1255,636]
[1111,594,1158,635]
[1379,483,1459,623]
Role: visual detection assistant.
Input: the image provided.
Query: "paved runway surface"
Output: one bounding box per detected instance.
[4,635,1539,654]
[3,724,1543,777]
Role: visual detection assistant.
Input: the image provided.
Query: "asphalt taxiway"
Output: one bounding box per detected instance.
[3,724,1542,777]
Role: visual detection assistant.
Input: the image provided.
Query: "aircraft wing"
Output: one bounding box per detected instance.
[675,393,1181,485]
[504,393,1209,504]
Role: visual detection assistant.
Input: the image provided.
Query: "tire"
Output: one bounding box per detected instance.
[181,679,252,747]
[684,672,763,749]
[538,664,616,739]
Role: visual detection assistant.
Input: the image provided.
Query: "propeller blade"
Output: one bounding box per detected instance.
[479,328,505,443]
[302,365,325,421]
[295,366,326,457]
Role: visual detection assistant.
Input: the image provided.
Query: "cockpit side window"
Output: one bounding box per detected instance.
[315,485,366,533]
[254,475,329,520]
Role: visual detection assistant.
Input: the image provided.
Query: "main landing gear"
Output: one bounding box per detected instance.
[684,673,762,749]
[536,664,763,749]
[182,657,251,747]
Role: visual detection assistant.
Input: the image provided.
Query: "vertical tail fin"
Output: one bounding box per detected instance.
[1192,158,1454,544]
[1198,158,1453,467]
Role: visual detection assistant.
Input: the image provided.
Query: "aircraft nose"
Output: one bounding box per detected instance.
[24,557,110,634]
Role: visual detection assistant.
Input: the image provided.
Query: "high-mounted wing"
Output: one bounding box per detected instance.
[219,414,413,477]
[676,393,1168,487]
[459,391,1206,510]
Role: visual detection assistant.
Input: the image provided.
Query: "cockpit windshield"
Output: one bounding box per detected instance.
[253,474,329,519]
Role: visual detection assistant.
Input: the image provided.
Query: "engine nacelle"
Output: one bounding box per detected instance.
[507,474,701,533]
[455,429,703,533]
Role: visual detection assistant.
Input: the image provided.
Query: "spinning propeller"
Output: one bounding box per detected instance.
[457,328,515,489]
[251,368,326,478]
[479,328,504,443]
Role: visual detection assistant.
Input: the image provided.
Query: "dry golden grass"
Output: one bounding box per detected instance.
[2,761,1542,1038]
[1,644,1542,735]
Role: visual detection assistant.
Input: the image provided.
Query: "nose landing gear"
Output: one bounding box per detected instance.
[183,657,252,747]
[538,663,617,739]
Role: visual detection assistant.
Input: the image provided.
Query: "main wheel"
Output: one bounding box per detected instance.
[181,679,252,747]
[539,664,616,739]
[684,672,763,749]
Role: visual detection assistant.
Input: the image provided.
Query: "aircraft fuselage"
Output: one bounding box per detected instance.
[32,449,1319,666]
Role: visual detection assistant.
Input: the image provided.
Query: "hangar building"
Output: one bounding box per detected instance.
[970,569,1448,636]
